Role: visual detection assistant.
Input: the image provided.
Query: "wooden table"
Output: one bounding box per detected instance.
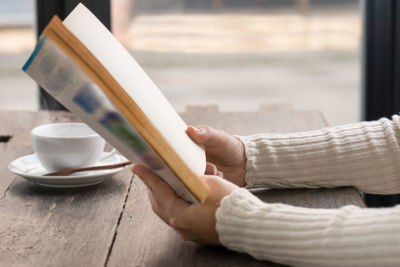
[0,105,365,267]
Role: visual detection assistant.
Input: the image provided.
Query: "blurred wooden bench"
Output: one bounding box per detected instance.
[212,0,311,14]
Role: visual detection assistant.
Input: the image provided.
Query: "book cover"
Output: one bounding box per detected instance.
[23,3,208,203]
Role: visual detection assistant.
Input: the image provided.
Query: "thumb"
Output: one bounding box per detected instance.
[186,125,227,148]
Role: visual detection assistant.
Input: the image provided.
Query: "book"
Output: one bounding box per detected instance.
[22,3,208,203]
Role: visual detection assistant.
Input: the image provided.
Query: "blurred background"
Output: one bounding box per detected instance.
[0,0,361,126]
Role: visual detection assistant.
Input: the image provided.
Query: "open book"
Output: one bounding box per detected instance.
[23,3,208,203]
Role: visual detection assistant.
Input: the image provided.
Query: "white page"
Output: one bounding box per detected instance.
[63,4,206,176]
[24,36,200,203]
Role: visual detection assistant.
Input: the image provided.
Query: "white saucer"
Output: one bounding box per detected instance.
[8,152,128,188]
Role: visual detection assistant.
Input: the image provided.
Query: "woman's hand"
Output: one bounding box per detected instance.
[132,164,238,245]
[187,126,246,187]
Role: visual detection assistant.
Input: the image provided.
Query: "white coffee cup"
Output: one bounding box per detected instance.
[31,123,114,172]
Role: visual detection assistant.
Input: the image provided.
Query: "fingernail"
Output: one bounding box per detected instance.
[194,126,205,134]
[213,166,218,176]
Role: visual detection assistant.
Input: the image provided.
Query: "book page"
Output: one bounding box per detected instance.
[63,4,206,177]
[23,35,201,203]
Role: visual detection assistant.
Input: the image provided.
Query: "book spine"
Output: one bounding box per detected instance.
[23,36,199,203]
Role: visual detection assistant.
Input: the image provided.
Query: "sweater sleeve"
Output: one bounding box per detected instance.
[236,115,400,194]
[216,188,400,267]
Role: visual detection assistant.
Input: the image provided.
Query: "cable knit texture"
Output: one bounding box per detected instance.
[216,116,400,266]
[239,115,400,194]
[216,189,400,267]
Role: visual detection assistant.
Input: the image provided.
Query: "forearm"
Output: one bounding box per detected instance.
[216,189,400,267]
[237,115,400,194]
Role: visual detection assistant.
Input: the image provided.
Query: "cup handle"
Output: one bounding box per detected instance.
[100,148,117,161]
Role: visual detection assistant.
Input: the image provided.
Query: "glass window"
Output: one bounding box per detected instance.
[0,0,37,110]
[112,0,361,126]
[0,0,361,126]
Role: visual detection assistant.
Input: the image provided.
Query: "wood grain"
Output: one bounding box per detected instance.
[0,111,78,195]
[106,105,365,267]
[0,107,365,267]
[107,178,285,267]
[0,111,132,267]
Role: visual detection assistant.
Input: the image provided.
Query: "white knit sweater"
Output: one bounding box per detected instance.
[215,115,400,267]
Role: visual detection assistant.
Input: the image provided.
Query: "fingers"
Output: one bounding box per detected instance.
[205,162,224,178]
[132,165,178,208]
[200,175,238,201]
[132,164,189,223]
[205,162,218,175]
[186,125,228,148]
[132,164,165,194]
[186,125,207,144]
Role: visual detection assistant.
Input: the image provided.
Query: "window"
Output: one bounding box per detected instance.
[0,0,362,127]
[112,0,362,126]
[0,0,37,110]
